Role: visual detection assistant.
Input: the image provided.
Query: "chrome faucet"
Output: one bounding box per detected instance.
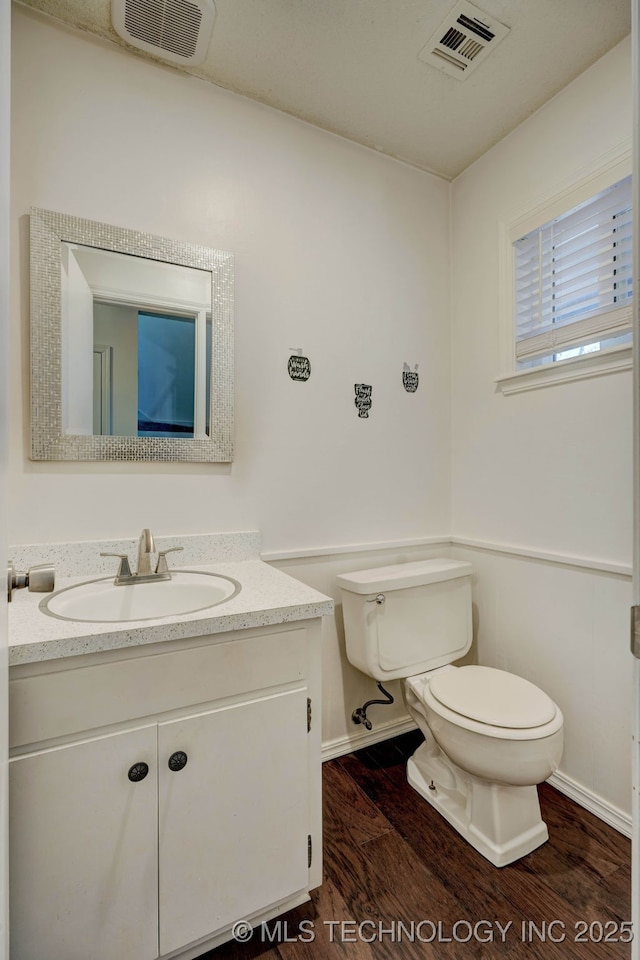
[136,528,156,577]
[101,529,183,585]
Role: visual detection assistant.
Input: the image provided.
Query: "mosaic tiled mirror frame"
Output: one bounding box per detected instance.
[29,207,234,462]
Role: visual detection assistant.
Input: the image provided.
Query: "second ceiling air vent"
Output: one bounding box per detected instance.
[418,0,509,80]
[112,0,216,65]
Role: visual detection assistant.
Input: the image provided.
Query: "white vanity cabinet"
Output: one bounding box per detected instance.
[11,723,159,960]
[157,687,309,955]
[9,620,322,960]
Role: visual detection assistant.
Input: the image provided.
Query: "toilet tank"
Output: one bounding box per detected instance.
[337,559,473,682]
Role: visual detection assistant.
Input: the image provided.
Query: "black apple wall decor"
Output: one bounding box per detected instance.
[287,348,311,381]
[402,362,419,393]
[354,383,373,418]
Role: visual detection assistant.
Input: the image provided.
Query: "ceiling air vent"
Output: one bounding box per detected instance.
[418,0,509,80]
[112,0,216,65]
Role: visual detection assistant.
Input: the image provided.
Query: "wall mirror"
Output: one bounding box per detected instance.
[29,207,234,462]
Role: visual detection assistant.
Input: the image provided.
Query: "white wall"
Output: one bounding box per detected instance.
[450,38,632,564]
[450,38,634,825]
[10,6,451,554]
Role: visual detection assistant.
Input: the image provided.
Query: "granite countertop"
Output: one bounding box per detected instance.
[8,532,334,666]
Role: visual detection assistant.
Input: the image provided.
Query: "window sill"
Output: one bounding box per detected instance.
[495,345,632,396]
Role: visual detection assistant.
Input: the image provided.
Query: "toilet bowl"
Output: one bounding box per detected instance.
[403,665,563,866]
[407,665,564,785]
[336,559,564,867]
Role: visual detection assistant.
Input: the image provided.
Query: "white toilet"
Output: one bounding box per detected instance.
[337,558,564,867]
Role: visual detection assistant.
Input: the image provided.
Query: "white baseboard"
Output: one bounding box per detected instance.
[322,722,632,839]
[547,770,632,838]
[321,716,418,762]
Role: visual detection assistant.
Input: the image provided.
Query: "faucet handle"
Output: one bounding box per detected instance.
[155,546,183,575]
[25,562,56,593]
[100,553,132,580]
[7,561,55,602]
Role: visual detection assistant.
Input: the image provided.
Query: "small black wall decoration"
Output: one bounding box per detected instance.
[287,348,311,381]
[402,362,419,393]
[354,383,373,418]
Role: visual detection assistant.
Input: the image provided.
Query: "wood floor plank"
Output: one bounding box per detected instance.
[275,879,376,960]
[513,825,630,926]
[537,783,631,878]
[322,758,393,847]
[321,763,467,959]
[323,829,469,960]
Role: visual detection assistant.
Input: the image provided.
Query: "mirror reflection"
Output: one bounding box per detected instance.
[62,244,212,439]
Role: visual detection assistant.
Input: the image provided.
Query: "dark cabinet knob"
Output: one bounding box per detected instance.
[168,751,188,772]
[128,762,149,782]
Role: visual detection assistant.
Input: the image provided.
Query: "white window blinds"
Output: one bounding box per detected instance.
[513,175,632,365]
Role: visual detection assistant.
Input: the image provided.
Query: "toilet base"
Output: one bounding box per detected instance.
[407,741,549,867]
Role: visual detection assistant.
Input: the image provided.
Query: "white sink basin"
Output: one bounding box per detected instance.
[40,571,241,623]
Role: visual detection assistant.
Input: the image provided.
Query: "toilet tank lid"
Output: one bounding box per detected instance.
[336,559,472,594]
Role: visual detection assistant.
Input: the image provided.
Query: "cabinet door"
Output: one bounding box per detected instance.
[158,688,309,955]
[10,725,158,960]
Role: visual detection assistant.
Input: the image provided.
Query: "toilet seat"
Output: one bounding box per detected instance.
[430,665,556,728]
[406,666,563,742]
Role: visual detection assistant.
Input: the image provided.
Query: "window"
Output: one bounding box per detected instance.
[513,175,632,370]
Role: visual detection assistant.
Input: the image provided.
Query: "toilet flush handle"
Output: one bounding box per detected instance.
[367,593,385,604]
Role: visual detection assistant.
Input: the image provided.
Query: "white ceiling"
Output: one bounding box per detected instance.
[15,0,631,179]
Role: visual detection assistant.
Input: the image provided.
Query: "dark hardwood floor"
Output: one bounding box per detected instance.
[203,730,632,960]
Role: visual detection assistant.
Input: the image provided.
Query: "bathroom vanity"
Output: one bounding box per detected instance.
[8,532,333,960]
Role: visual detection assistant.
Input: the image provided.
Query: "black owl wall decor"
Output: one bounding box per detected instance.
[354,383,373,418]
[287,348,311,381]
[402,363,419,393]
